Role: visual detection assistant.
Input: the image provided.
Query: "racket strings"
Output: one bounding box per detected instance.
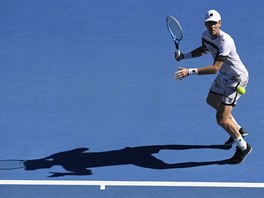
[166,16,183,41]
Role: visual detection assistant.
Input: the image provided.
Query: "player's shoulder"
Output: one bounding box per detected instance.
[202,30,234,42]
[218,30,234,44]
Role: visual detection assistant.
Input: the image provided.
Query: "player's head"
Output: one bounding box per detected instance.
[204,10,221,38]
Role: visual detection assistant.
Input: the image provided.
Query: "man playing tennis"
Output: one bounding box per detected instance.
[175,10,252,164]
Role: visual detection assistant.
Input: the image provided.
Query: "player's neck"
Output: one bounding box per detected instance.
[210,30,221,40]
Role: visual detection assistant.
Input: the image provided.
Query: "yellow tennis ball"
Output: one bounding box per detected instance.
[237,86,246,94]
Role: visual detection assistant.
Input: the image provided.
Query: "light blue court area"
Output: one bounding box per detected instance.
[0,0,263,197]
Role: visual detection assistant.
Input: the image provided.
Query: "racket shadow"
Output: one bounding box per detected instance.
[20,144,232,177]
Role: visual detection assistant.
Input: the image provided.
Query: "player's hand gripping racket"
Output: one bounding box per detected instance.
[166,16,183,57]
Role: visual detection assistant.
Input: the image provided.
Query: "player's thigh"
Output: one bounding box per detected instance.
[206,91,222,110]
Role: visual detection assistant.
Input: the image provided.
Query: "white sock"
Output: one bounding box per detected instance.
[235,136,247,150]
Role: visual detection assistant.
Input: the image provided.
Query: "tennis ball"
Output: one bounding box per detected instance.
[237,86,246,94]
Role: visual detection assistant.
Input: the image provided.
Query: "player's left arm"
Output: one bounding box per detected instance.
[197,59,224,75]
[175,59,224,80]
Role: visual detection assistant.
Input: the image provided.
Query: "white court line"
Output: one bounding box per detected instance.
[0,180,263,190]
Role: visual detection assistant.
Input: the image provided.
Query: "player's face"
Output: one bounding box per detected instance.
[205,21,221,38]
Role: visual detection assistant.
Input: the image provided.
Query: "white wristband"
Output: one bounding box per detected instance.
[183,52,192,59]
[188,68,198,75]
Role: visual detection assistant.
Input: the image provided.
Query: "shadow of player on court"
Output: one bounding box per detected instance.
[23,144,232,177]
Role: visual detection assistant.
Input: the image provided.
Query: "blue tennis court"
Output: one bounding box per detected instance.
[1,0,263,197]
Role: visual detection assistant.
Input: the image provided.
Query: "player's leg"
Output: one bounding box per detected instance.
[217,76,249,146]
[206,91,221,109]
[229,115,248,136]
[216,103,242,140]
[207,75,251,163]
[224,115,248,146]
[206,91,247,145]
[216,102,252,164]
[207,92,243,124]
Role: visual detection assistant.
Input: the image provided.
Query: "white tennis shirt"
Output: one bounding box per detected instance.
[202,30,248,81]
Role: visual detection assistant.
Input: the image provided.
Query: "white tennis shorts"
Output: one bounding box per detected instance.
[210,74,248,106]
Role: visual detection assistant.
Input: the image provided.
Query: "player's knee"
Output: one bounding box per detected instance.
[216,115,228,128]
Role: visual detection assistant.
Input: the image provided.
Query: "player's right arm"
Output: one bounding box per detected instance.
[175,46,208,61]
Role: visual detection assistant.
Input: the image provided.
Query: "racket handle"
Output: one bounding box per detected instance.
[176,49,181,57]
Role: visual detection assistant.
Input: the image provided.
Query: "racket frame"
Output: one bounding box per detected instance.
[166,15,183,56]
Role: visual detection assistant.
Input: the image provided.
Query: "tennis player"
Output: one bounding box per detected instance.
[174,10,252,164]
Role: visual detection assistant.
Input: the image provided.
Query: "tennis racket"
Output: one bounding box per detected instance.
[0,160,25,170]
[166,16,183,57]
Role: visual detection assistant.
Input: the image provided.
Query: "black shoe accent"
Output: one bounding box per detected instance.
[224,128,249,146]
[229,143,252,164]
[224,137,234,146]
[239,128,248,137]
